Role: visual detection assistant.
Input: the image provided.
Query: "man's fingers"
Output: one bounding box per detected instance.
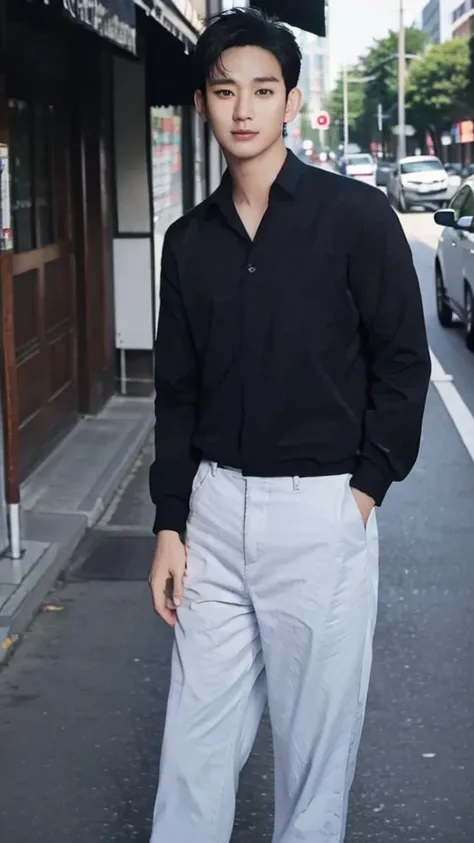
[149,573,176,627]
[149,568,185,626]
[173,572,185,607]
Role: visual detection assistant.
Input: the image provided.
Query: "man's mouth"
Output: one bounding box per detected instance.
[232,130,259,140]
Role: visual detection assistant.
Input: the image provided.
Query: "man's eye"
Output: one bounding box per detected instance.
[215,89,233,98]
[257,89,273,96]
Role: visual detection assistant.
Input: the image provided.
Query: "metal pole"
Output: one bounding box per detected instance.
[398,0,406,160]
[343,65,349,157]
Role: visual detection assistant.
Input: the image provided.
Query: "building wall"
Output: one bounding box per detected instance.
[112,56,155,363]
[298,30,330,128]
[422,0,455,43]
[452,0,474,36]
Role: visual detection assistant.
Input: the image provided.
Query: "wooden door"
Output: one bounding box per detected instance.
[9,92,77,477]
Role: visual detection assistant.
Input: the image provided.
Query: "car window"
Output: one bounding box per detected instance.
[400,159,444,173]
[461,187,474,218]
[347,155,373,166]
[450,186,471,220]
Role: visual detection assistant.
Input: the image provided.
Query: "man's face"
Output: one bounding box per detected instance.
[196,45,301,161]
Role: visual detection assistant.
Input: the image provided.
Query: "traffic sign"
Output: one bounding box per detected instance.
[313,110,331,130]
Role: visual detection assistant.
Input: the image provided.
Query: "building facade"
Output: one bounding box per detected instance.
[452,0,474,36]
[298,30,330,127]
[0,0,205,561]
[421,0,454,44]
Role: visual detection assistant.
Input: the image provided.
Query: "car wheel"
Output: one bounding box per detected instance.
[465,284,474,351]
[435,264,453,328]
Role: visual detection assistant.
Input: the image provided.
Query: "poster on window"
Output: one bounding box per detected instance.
[151,107,183,243]
[151,107,183,327]
[0,144,12,252]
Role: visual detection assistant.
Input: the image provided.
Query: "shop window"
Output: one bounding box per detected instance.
[9,99,35,253]
[151,106,184,244]
[9,98,57,253]
[36,104,56,247]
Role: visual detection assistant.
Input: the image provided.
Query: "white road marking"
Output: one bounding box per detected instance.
[430,349,474,463]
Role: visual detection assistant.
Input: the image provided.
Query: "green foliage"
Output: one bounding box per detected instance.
[326,67,365,129]
[325,67,366,147]
[406,38,470,132]
[362,28,428,119]
[325,28,428,151]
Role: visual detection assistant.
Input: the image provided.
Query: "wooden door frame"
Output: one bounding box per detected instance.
[5,10,81,478]
[70,35,115,416]
[0,1,20,507]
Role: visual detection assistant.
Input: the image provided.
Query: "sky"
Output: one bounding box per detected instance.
[328,0,425,86]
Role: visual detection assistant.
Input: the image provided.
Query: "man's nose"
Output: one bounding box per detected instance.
[233,93,254,123]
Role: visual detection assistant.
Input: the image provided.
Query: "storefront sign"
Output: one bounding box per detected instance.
[459,119,474,144]
[0,145,12,252]
[63,0,136,53]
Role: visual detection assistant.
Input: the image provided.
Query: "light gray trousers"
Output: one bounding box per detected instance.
[150,462,379,843]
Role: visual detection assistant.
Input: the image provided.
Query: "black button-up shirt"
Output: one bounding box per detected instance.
[150,151,431,535]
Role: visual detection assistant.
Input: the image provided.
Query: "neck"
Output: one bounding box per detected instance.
[226,140,288,207]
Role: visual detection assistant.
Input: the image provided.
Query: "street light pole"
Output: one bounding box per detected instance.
[343,64,349,156]
[398,0,406,160]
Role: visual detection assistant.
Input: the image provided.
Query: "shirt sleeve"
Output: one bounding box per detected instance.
[149,230,200,535]
[347,189,431,505]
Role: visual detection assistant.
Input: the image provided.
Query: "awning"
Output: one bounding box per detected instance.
[134,0,203,49]
[62,0,137,53]
[251,0,326,37]
[139,6,195,106]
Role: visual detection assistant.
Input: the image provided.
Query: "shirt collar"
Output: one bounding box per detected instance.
[208,149,307,215]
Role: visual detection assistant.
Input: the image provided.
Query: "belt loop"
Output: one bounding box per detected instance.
[211,461,218,476]
[293,475,300,491]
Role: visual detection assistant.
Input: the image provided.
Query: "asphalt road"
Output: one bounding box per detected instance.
[1,212,474,843]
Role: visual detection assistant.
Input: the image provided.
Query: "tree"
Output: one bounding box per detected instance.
[325,66,366,149]
[324,28,427,154]
[406,38,470,157]
[361,27,428,151]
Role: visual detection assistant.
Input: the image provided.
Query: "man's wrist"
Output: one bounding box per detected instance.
[157,529,182,543]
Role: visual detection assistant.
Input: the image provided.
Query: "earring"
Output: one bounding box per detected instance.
[283,123,288,138]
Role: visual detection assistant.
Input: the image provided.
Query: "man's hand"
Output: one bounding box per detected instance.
[351,488,375,527]
[149,531,186,627]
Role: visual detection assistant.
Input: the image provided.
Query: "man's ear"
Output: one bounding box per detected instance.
[194,89,207,122]
[285,87,303,125]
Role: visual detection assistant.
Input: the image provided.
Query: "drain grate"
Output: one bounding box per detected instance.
[72,533,156,581]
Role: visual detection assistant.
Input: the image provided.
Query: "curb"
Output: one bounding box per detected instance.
[0,415,154,666]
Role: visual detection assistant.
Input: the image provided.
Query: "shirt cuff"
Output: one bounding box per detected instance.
[350,459,393,506]
[152,496,189,536]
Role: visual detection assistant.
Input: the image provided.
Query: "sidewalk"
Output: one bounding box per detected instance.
[0,396,154,662]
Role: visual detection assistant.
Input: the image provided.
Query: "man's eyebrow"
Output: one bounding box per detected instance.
[208,77,237,86]
[208,75,281,86]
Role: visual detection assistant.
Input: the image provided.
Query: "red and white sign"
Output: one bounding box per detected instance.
[313,110,331,130]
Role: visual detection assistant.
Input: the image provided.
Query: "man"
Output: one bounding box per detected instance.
[148,8,431,843]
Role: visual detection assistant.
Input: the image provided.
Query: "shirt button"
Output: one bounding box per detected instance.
[248,264,256,273]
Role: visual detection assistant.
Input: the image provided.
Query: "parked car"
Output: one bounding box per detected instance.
[341,153,376,186]
[445,164,463,193]
[433,177,474,350]
[375,157,394,187]
[461,163,474,181]
[387,155,450,212]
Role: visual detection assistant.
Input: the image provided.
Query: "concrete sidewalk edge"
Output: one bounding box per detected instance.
[0,413,154,666]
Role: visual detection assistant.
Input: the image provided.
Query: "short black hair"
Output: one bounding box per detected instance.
[193,7,302,96]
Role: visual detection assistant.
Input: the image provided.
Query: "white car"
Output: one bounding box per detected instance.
[433,177,474,351]
[388,155,450,212]
[343,153,376,186]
